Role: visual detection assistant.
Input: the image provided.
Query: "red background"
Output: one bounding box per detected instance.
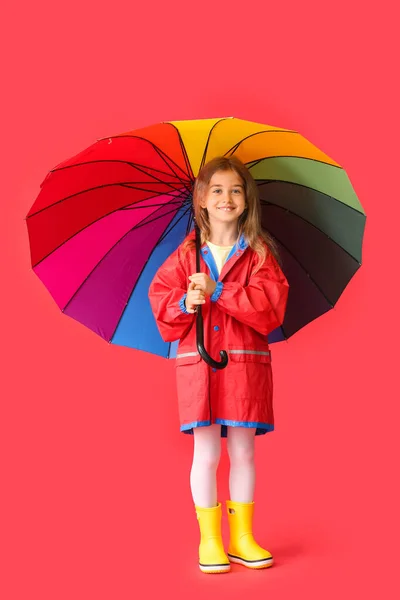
[1,1,399,598]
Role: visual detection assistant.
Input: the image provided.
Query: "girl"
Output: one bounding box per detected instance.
[148,156,289,574]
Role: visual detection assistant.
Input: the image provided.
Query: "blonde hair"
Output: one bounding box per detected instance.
[182,156,280,273]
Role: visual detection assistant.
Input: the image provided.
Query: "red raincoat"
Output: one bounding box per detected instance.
[148,231,289,437]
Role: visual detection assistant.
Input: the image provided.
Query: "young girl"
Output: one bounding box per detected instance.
[148,156,289,574]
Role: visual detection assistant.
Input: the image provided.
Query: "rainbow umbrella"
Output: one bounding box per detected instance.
[26,117,366,361]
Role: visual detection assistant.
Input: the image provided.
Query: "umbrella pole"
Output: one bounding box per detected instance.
[194,221,228,370]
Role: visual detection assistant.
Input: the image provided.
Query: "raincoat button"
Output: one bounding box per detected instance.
[203,250,208,254]
[214,325,219,331]
[235,252,240,256]
[212,368,217,372]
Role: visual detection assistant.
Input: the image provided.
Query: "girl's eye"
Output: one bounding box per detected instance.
[213,189,221,193]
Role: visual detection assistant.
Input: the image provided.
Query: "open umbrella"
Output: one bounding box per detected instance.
[26,117,366,366]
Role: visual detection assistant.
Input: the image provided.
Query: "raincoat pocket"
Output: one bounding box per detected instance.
[224,345,273,401]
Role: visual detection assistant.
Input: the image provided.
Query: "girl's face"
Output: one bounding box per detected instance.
[200,169,246,227]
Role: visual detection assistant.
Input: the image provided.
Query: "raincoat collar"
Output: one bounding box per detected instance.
[199,233,249,282]
[200,232,248,252]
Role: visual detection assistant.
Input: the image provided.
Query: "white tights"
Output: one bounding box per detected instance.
[190,424,256,508]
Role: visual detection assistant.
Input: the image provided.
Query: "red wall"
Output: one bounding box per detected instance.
[1,1,398,598]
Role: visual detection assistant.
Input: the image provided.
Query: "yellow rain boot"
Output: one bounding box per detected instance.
[195,503,231,574]
[226,500,273,569]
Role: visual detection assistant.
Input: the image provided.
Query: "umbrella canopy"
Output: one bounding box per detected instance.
[26,117,366,358]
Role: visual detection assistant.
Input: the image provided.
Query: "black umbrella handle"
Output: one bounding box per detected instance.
[196,309,228,369]
[194,221,228,370]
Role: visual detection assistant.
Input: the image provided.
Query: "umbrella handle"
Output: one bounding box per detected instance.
[196,308,228,369]
[194,220,228,370]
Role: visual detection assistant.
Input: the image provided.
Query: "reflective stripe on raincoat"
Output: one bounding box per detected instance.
[148,231,289,437]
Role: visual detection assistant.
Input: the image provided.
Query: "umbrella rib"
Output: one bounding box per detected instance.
[199,123,296,171]
[280,325,289,340]
[266,233,337,309]
[120,199,184,211]
[29,156,191,219]
[110,204,193,344]
[198,118,232,171]
[247,154,343,172]
[220,129,343,165]
[157,203,193,245]
[258,178,364,216]
[121,155,192,193]
[162,123,195,181]
[96,131,193,181]
[223,129,298,159]
[27,180,188,220]
[259,196,364,264]
[32,189,190,269]
[61,200,188,315]
[150,140,193,191]
[51,157,189,184]
[272,325,288,341]
[119,160,191,192]
[117,182,188,197]
[167,124,337,177]
[152,152,193,194]
[117,182,185,193]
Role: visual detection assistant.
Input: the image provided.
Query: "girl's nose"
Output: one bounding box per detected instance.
[221,191,233,201]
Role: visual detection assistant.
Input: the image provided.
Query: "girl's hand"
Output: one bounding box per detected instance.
[185,281,206,313]
[188,273,217,297]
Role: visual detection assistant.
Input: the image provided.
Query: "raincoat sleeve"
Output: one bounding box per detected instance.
[148,250,195,343]
[211,251,289,336]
